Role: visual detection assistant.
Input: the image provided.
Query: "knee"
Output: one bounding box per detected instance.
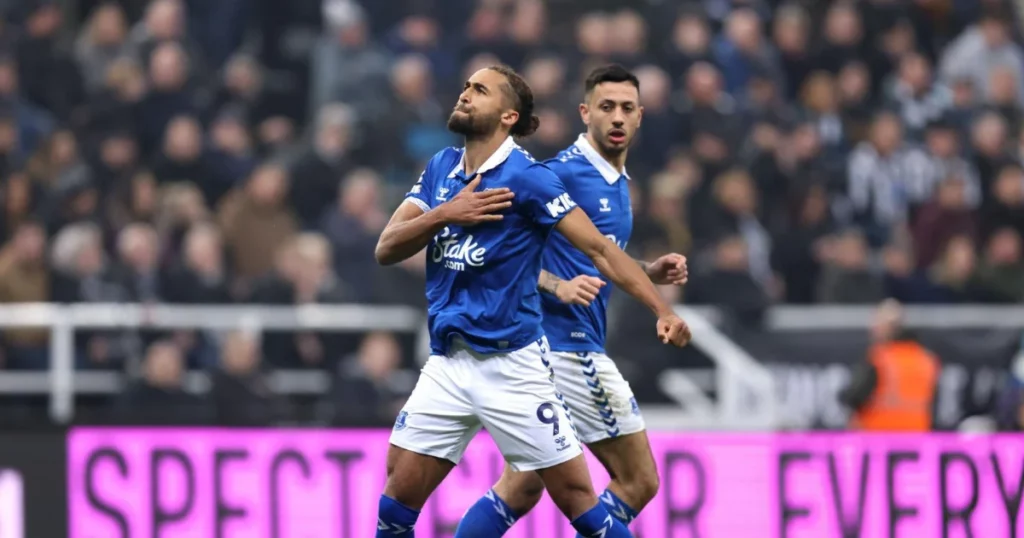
[620,469,660,507]
[495,470,545,515]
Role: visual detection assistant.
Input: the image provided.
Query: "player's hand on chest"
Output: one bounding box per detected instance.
[435,175,515,227]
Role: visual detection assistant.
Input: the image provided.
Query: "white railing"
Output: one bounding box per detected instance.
[0,303,778,428]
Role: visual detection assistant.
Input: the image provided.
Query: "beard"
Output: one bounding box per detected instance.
[447,109,500,140]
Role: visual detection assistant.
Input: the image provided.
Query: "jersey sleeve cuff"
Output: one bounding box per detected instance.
[403,197,431,213]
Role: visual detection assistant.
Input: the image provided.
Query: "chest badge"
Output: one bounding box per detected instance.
[599,198,612,212]
[437,187,450,202]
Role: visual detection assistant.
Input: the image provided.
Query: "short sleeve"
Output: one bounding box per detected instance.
[516,163,578,230]
[404,160,436,213]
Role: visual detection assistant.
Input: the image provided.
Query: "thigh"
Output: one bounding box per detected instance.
[550,351,647,444]
[384,443,456,510]
[475,339,583,472]
[587,430,658,484]
[390,356,482,466]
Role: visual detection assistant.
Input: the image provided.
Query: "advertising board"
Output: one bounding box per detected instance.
[67,429,1024,537]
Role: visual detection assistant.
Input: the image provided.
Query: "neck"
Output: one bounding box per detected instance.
[586,132,627,172]
[463,131,509,176]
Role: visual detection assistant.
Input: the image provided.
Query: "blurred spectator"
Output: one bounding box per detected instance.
[92,129,141,191]
[0,221,48,369]
[204,106,257,205]
[16,0,85,120]
[321,331,410,426]
[150,115,218,200]
[664,12,712,78]
[289,104,356,229]
[320,168,386,300]
[218,164,298,282]
[912,177,977,269]
[629,65,677,174]
[212,54,287,141]
[81,59,145,139]
[980,163,1024,243]
[940,7,1024,106]
[772,4,812,99]
[678,62,741,180]
[125,0,205,75]
[164,222,229,304]
[974,227,1024,302]
[694,169,772,286]
[212,330,278,426]
[814,2,865,75]
[310,0,390,119]
[799,71,847,158]
[885,52,951,142]
[836,61,874,142]
[922,235,987,303]
[1,171,41,241]
[372,54,454,172]
[919,118,981,207]
[840,299,940,431]
[816,228,885,304]
[154,181,209,261]
[112,222,162,302]
[50,223,131,368]
[988,66,1023,135]
[713,8,780,98]
[686,235,770,323]
[0,56,53,156]
[846,111,922,245]
[75,3,130,93]
[971,111,1013,192]
[139,42,202,153]
[772,184,836,304]
[114,340,210,424]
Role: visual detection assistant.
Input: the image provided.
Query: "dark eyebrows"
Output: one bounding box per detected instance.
[465,81,489,94]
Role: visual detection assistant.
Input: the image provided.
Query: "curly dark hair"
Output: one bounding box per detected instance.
[486,64,540,138]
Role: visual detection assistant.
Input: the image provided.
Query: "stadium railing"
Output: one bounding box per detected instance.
[0,303,779,429]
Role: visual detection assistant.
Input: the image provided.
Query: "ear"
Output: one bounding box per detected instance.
[502,110,519,131]
[579,102,590,127]
[637,105,644,128]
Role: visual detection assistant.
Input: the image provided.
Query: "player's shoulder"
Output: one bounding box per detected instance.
[543,143,589,182]
[425,146,465,176]
[504,144,558,181]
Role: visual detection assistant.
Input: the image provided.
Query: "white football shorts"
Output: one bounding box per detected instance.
[389,337,584,472]
[544,351,646,445]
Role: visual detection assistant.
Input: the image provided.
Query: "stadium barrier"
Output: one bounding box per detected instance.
[63,428,1024,537]
[0,303,778,430]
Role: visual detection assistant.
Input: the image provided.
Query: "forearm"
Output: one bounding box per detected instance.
[592,243,672,317]
[634,258,651,277]
[375,208,447,266]
[538,270,562,295]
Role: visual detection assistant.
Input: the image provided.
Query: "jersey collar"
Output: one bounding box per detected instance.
[574,133,629,185]
[447,136,518,180]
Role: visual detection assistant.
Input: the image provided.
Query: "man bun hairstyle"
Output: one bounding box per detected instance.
[487,64,539,138]
[584,64,641,95]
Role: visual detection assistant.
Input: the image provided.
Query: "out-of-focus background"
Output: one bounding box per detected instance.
[1,0,1024,435]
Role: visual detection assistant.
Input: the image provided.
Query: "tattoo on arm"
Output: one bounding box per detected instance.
[538,270,562,295]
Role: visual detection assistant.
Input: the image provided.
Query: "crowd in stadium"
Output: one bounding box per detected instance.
[0,0,1022,423]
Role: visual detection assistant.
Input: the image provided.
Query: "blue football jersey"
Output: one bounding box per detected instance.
[404,136,578,356]
[541,134,633,353]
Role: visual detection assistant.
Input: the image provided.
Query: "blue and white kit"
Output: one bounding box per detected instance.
[540,134,646,444]
[390,136,584,471]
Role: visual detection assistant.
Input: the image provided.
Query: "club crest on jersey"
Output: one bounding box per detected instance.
[599,198,611,212]
[545,193,577,218]
[432,226,486,271]
[394,410,409,431]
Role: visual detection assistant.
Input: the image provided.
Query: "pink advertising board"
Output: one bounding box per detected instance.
[68,429,1024,537]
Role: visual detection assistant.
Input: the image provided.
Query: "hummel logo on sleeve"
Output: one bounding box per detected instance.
[545,193,577,218]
